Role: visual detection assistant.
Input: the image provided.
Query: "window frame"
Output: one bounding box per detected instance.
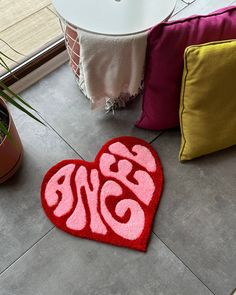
[1,37,66,87]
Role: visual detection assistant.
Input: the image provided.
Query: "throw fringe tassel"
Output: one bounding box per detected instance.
[76,59,144,114]
[105,84,144,114]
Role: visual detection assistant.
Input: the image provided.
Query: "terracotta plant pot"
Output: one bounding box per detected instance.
[0,98,23,184]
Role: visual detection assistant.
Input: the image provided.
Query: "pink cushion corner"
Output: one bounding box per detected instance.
[136,6,236,130]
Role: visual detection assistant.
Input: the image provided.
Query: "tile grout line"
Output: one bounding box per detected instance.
[0,226,55,278]
[150,131,216,294]
[38,113,86,160]
[0,115,64,278]
[152,231,216,295]
[38,110,165,160]
[0,0,229,284]
[149,131,166,144]
[0,127,164,277]
[0,120,217,292]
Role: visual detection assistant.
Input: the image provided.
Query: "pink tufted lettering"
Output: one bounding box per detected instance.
[45,164,75,217]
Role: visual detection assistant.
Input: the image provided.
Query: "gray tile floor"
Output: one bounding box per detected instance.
[0,1,236,294]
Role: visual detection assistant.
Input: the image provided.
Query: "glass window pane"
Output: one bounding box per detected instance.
[0,0,62,75]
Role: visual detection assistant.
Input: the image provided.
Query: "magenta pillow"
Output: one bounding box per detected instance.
[136,6,236,130]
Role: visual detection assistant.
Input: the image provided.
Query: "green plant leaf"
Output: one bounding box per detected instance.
[0,120,10,139]
[0,58,11,72]
[0,57,18,80]
[0,80,37,112]
[0,51,18,63]
[0,120,15,144]
[0,91,46,126]
[0,51,45,133]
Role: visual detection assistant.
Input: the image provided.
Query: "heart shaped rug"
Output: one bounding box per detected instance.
[41,136,164,251]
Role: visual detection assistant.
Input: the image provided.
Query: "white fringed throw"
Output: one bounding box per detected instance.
[78,30,148,111]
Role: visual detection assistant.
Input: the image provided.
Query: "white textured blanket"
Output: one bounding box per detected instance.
[78,30,148,111]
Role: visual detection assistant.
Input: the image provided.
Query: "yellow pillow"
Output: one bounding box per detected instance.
[179,40,236,161]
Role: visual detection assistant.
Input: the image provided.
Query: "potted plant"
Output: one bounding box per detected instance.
[0,52,44,183]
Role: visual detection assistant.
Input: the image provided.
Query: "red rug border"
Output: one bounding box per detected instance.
[41,136,164,252]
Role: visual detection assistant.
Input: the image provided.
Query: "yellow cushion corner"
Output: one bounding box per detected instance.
[179,40,236,161]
